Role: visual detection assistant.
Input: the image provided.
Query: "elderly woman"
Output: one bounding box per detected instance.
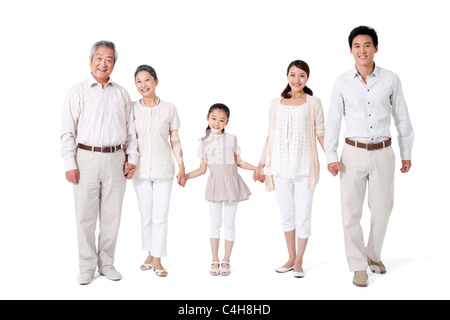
[131,65,186,277]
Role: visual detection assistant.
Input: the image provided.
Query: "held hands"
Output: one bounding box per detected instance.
[177,171,187,187]
[253,166,265,183]
[327,162,342,177]
[124,162,136,179]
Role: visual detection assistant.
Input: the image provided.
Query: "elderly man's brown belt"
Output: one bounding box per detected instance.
[78,143,122,153]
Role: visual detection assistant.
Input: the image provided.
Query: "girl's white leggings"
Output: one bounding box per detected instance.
[208,201,238,241]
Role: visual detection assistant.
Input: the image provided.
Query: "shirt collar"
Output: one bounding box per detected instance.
[87,73,115,88]
[352,63,380,78]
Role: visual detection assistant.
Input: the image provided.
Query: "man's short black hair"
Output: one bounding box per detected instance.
[348,26,378,48]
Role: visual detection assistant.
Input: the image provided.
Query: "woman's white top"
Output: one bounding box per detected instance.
[132,99,180,179]
[271,103,309,178]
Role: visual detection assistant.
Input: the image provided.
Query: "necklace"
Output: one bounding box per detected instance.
[141,97,160,107]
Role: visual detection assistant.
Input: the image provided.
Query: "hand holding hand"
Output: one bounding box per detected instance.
[327,162,342,177]
[177,171,187,187]
[253,167,265,183]
[124,162,136,179]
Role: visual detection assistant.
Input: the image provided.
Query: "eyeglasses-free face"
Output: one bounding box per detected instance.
[90,46,115,86]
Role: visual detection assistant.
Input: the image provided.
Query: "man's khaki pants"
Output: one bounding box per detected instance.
[73,148,126,275]
[340,143,395,272]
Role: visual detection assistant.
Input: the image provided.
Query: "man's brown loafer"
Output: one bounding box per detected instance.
[367,256,386,274]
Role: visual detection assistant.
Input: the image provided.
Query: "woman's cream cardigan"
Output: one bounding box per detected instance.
[260,95,325,192]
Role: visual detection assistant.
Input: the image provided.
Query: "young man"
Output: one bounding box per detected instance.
[324,26,414,287]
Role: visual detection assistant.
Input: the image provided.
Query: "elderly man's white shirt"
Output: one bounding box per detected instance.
[61,74,139,171]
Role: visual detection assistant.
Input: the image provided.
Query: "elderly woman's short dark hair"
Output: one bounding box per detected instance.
[134,65,158,81]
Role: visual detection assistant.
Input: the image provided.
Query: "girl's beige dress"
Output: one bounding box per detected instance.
[198,132,251,202]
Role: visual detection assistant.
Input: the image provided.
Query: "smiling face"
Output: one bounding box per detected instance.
[207,108,229,135]
[287,65,308,94]
[350,34,378,69]
[90,46,115,86]
[135,70,158,98]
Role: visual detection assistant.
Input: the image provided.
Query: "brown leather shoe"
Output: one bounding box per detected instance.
[367,256,386,274]
[353,270,368,287]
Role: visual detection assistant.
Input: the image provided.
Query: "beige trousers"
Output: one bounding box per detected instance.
[340,143,395,272]
[73,148,126,275]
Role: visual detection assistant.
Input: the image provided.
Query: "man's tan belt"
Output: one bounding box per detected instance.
[78,143,122,153]
[345,138,391,151]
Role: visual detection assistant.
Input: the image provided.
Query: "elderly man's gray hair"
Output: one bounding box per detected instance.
[90,40,118,64]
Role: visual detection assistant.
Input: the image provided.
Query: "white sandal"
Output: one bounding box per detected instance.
[140,263,153,271]
[153,267,168,277]
[220,261,231,276]
[210,262,220,276]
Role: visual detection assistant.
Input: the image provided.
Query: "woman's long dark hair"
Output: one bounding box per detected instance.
[202,103,230,140]
[281,60,313,98]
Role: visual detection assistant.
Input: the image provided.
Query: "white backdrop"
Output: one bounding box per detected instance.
[0,0,449,300]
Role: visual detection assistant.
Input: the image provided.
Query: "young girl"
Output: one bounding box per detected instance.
[255,60,325,278]
[184,103,259,276]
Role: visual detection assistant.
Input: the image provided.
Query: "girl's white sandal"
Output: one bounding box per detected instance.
[220,261,231,276]
[210,262,220,276]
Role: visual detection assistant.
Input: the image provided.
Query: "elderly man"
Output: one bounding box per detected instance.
[325,26,414,287]
[61,40,139,285]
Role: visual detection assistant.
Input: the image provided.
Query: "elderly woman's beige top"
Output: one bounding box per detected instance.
[260,95,325,192]
[132,99,180,179]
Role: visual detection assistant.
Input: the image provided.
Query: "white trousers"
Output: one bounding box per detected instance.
[340,144,395,272]
[208,201,238,241]
[133,178,173,258]
[274,175,314,239]
[74,149,126,275]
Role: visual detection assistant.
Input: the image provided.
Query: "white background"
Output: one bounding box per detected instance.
[0,0,449,300]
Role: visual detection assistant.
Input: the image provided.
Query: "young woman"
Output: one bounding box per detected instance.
[255,60,325,278]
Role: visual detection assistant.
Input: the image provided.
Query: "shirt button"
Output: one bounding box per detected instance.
[369,114,372,116]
